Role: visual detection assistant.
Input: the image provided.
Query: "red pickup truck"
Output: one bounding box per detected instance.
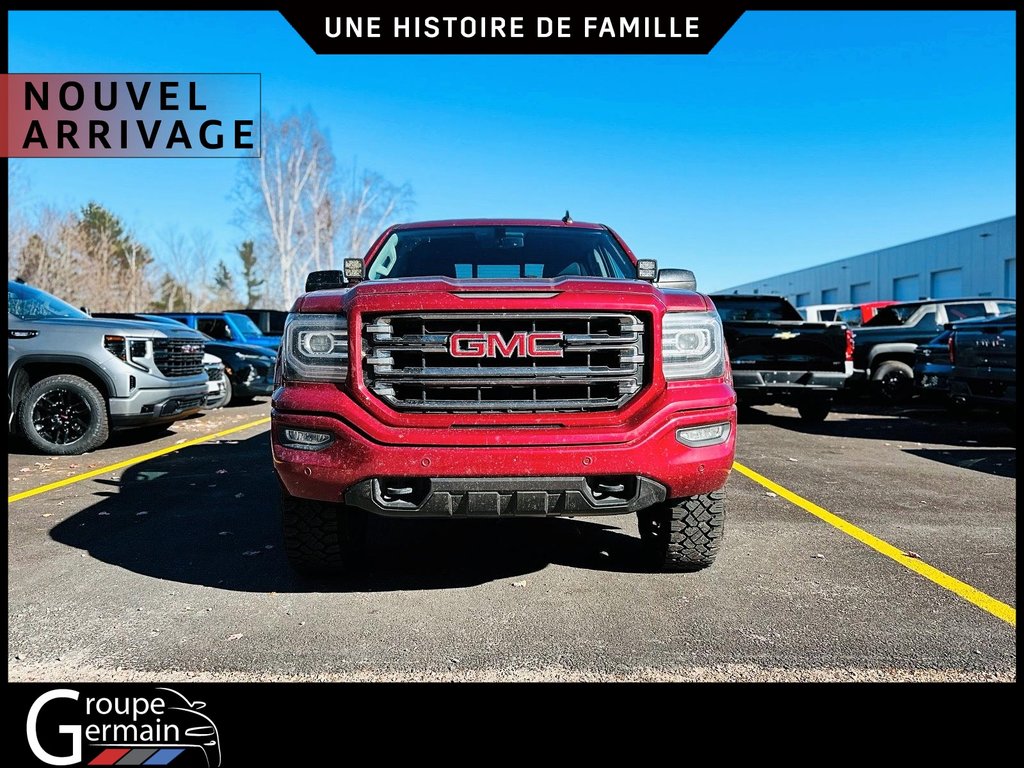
[271,219,736,573]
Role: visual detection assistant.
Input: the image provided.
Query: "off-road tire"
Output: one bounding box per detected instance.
[17,374,109,455]
[281,491,367,575]
[638,490,726,572]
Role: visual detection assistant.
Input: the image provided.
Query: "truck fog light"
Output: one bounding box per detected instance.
[281,428,334,451]
[676,422,731,447]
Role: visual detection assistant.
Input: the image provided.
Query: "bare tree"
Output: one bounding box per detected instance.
[338,169,414,261]
[236,111,336,306]
[235,110,415,307]
[157,227,218,311]
[14,203,155,312]
[13,207,80,292]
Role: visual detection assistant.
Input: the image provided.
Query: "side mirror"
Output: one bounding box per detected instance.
[305,270,346,292]
[656,268,697,291]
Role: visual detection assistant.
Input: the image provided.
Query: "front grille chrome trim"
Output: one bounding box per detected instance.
[362,312,646,413]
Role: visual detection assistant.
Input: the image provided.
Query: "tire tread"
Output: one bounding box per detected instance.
[639,490,726,572]
[281,491,365,575]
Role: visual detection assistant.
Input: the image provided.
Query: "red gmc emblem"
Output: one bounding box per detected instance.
[449,331,564,358]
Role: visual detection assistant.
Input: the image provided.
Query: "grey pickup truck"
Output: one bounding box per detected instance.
[709,294,853,422]
[8,280,209,455]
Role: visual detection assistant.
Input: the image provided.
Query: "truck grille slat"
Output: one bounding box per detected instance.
[363,313,646,413]
[153,339,204,377]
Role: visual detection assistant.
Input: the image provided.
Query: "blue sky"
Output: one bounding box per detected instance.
[7,11,1016,292]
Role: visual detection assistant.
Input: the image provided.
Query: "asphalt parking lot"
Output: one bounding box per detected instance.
[8,398,1016,682]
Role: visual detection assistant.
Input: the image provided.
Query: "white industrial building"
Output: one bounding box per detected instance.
[718,216,1016,306]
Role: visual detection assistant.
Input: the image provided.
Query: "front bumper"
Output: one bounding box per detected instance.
[109,383,208,427]
[272,403,735,511]
[914,365,951,393]
[204,377,230,408]
[231,361,275,398]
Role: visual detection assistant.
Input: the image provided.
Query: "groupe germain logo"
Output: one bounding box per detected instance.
[26,688,221,767]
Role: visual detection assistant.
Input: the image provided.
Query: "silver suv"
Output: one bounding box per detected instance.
[8,280,209,455]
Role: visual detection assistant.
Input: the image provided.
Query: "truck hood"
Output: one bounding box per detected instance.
[204,340,277,358]
[18,316,204,340]
[297,277,709,313]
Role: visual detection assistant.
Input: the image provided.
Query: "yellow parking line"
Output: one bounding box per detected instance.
[8,417,271,504]
[732,461,1016,627]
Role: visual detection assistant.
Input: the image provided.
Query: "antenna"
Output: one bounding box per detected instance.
[562,210,573,224]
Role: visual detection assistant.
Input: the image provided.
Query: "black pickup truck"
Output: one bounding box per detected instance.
[709,294,853,422]
[851,297,1015,402]
[949,313,1016,419]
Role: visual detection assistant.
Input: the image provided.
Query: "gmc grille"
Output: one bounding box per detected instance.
[362,313,645,412]
[153,338,204,377]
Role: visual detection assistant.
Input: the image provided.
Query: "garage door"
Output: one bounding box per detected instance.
[850,282,872,303]
[893,275,919,301]
[930,269,962,299]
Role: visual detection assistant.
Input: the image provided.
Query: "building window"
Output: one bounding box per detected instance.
[821,288,838,303]
[930,268,962,299]
[850,282,871,303]
[893,275,919,301]
[795,293,810,307]
[1006,258,1016,298]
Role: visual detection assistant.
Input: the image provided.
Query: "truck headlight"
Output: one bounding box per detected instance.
[662,312,725,380]
[283,313,348,382]
[104,335,153,372]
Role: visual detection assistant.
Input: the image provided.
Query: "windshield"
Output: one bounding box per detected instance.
[227,313,264,337]
[864,305,920,327]
[709,296,803,322]
[8,281,88,320]
[366,226,637,280]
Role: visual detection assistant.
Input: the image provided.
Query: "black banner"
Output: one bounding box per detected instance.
[13,681,739,765]
[279,12,745,54]
[12,683,470,766]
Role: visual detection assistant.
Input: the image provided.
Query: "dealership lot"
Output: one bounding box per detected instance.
[8,399,1015,682]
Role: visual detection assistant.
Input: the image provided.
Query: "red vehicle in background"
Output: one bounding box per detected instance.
[835,300,898,328]
[271,218,737,574]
